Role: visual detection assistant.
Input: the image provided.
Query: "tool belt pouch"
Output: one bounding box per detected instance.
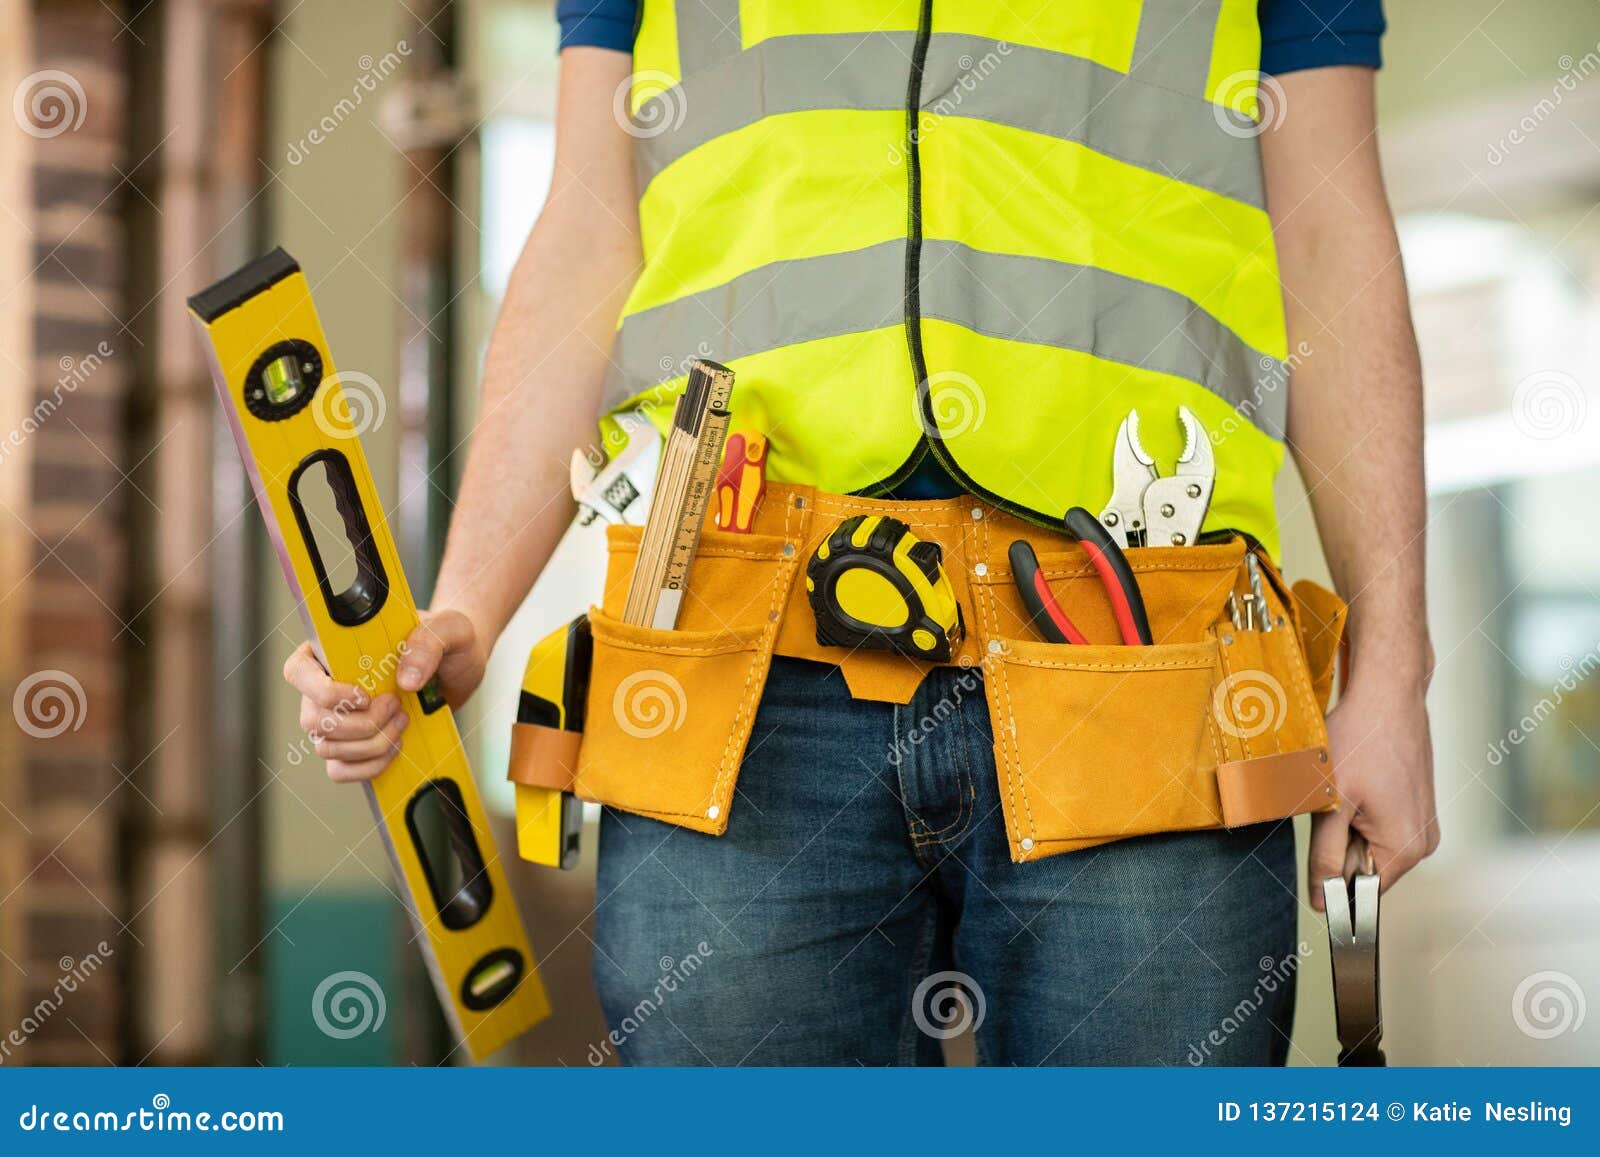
[570,522,799,833]
[975,539,1346,861]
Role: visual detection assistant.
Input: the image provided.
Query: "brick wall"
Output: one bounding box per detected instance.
[0,0,129,1066]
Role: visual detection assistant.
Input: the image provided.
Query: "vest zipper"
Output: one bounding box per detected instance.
[880,0,1056,528]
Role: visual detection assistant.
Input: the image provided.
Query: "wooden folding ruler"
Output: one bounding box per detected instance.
[189,249,550,1061]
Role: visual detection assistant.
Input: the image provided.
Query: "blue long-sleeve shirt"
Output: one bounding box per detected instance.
[556,1,1384,71]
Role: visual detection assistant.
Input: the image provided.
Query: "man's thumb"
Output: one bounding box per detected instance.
[1306,809,1352,912]
[397,613,470,692]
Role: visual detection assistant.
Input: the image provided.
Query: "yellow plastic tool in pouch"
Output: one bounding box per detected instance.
[506,616,590,869]
[188,248,550,1061]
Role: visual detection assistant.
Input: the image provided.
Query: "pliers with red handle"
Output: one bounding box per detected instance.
[1009,507,1153,646]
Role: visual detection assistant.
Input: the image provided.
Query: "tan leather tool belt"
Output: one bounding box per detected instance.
[570,484,1346,864]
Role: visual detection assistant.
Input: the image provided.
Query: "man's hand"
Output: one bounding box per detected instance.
[1263,66,1438,906]
[281,609,487,784]
[1309,669,1440,907]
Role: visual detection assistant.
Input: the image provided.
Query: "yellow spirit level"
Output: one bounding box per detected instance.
[188,249,550,1061]
[507,616,590,869]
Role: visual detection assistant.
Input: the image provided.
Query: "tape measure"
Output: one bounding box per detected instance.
[508,616,590,870]
[188,249,550,1061]
[805,515,963,662]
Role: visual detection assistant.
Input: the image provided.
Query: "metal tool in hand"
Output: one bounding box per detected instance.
[1322,846,1386,1066]
[1099,405,1216,547]
[570,410,660,526]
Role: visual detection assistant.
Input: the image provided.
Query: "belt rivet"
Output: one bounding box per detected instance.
[974,562,988,577]
[971,507,983,521]
[707,805,720,820]
[1020,838,1034,852]
[1221,633,1233,645]
[781,543,795,558]
[1318,749,1329,763]
[987,639,1003,654]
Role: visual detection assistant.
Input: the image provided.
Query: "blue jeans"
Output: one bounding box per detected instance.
[593,656,1299,1065]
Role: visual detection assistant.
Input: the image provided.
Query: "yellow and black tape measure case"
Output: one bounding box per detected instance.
[188,249,550,1061]
[806,514,963,662]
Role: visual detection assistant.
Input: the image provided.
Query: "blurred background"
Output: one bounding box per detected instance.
[0,0,1597,1066]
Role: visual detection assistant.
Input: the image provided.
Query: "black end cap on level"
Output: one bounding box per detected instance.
[185,247,300,322]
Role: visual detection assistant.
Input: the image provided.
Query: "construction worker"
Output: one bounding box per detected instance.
[285,0,1437,1065]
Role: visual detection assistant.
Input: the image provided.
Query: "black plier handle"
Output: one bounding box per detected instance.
[1063,506,1153,645]
[1008,509,1154,646]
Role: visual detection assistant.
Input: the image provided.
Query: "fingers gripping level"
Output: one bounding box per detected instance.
[187,249,550,1061]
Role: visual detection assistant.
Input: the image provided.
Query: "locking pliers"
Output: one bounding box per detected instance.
[1098,405,1216,548]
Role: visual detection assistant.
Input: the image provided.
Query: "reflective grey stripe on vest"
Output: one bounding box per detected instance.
[635,32,1264,208]
[605,242,1286,439]
[1131,0,1225,94]
[675,0,741,78]
[919,35,1262,206]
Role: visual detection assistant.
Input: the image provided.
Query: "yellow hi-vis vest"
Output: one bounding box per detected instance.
[602,1,1290,553]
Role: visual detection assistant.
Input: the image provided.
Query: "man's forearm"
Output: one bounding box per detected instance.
[1281,219,1430,681]
[431,49,640,645]
[1267,68,1431,686]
